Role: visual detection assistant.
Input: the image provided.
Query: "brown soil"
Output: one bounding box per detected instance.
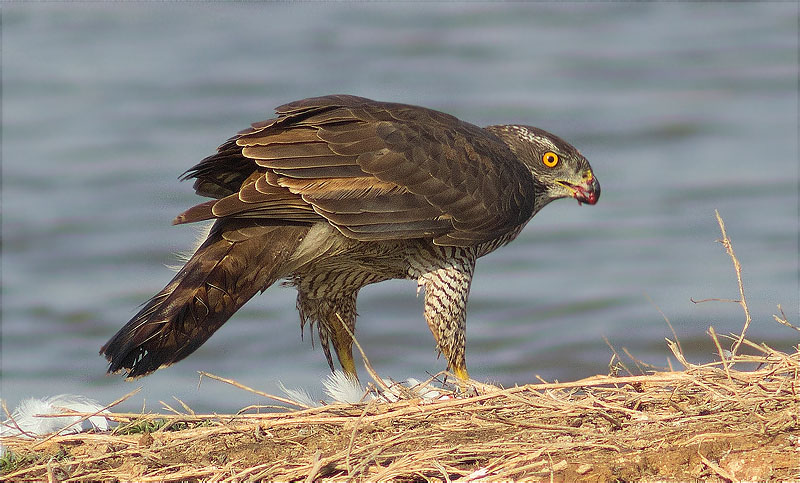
[2,336,798,482]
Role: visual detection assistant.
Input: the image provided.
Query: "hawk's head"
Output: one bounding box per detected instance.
[489,124,600,207]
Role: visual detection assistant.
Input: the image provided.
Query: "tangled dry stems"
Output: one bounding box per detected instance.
[2,341,797,482]
[1,212,798,482]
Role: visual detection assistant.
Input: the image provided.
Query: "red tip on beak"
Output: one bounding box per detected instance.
[573,176,600,206]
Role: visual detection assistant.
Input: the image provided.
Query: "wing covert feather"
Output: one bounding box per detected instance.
[180,95,536,245]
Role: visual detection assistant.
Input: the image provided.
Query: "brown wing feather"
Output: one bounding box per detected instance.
[179,95,536,245]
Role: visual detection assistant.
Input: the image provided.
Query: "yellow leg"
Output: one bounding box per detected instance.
[330,312,358,380]
[334,340,357,379]
[451,364,470,381]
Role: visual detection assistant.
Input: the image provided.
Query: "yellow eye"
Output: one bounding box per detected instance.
[542,151,559,167]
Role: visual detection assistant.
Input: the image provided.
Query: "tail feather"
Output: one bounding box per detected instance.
[101,219,309,378]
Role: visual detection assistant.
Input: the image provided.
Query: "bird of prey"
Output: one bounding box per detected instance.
[101,95,599,381]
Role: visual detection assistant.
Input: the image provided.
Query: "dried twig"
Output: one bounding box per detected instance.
[645,292,683,357]
[197,371,312,410]
[603,336,634,376]
[773,304,800,333]
[708,326,733,385]
[304,450,324,483]
[691,211,752,357]
[698,447,737,482]
[335,313,392,393]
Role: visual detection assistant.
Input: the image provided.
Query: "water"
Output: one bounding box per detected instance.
[2,3,797,413]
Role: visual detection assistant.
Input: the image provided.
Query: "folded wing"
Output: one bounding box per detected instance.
[177,95,536,246]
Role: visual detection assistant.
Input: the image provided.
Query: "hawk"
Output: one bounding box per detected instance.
[101,95,599,381]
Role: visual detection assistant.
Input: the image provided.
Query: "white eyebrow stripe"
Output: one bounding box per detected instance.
[508,125,559,152]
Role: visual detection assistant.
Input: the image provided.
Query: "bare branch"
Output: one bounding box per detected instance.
[198,372,312,410]
[773,304,800,333]
[713,210,752,357]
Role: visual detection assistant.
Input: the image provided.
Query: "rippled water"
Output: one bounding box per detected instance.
[2,3,797,413]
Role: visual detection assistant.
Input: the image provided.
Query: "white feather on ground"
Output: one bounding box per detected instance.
[277,381,320,408]
[383,377,442,402]
[322,371,368,404]
[0,394,111,439]
[279,373,446,407]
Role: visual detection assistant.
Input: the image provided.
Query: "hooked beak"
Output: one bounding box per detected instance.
[559,171,600,206]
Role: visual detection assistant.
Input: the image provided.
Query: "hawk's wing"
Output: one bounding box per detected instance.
[177,95,536,246]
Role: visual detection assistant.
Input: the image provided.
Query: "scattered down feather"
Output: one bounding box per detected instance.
[278,372,445,407]
[0,394,111,456]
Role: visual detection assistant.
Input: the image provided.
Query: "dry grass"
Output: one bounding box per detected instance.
[2,212,798,482]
